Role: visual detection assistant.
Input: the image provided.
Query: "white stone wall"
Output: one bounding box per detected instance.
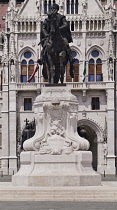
[0,0,116,174]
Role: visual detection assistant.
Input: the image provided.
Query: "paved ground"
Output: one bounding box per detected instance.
[0,201,117,210]
[0,176,117,209]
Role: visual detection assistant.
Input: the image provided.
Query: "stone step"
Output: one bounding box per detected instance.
[0,189,117,201]
[0,182,117,201]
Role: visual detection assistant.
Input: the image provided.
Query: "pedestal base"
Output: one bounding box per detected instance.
[12,151,101,186]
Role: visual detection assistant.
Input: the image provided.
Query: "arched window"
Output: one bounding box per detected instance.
[75,0,78,14]
[44,0,47,14]
[48,0,51,12]
[89,59,94,82]
[96,58,102,81]
[21,51,35,83]
[67,0,70,14]
[21,60,27,83]
[66,51,79,82]
[73,59,79,82]
[71,0,74,14]
[67,0,78,14]
[88,50,103,82]
[22,59,27,64]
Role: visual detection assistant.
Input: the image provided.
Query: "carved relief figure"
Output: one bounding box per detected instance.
[108,58,114,81]
[82,0,87,16]
[10,59,15,82]
[36,0,40,12]
[103,142,108,166]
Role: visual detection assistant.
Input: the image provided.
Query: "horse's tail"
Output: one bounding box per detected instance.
[70,62,74,78]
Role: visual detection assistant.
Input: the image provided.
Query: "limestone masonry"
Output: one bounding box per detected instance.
[0,0,117,176]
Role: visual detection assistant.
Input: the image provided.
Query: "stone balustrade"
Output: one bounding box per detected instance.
[68,82,107,90]
[17,83,40,91]
[16,82,108,91]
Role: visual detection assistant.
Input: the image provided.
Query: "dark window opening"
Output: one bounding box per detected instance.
[44,0,47,14]
[71,0,74,14]
[91,97,100,110]
[24,98,32,111]
[48,0,51,12]
[67,0,70,14]
[75,0,78,14]
[71,21,74,31]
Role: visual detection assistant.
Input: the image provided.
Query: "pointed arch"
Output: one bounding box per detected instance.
[87,45,105,61]
[70,45,83,61]
[18,47,36,62]
[19,47,36,83]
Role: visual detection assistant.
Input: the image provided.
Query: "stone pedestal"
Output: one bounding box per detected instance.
[22,86,90,153]
[12,151,101,186]
[12,86,101,186]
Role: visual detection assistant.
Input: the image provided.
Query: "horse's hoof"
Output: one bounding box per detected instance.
[37,59,43,65]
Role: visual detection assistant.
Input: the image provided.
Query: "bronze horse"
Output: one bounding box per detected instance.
[42,13,74,84]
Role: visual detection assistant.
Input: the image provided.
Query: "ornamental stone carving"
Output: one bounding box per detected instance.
[88,40,92,46]
[23,86,90,154]
[100,40,104,46]
[82,0,87,16]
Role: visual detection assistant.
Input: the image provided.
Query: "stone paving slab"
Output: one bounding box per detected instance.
[0,201,117,210]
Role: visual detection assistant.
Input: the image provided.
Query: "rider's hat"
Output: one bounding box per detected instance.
[51,3,59,11]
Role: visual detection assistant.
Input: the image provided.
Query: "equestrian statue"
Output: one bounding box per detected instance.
[38,3,75,84]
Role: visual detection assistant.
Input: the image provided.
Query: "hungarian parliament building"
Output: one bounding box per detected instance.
[0,0,117,175]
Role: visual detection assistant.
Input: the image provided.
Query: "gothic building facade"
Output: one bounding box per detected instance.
[0,0,117,175]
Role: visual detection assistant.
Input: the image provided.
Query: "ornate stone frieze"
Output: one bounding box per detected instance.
[18,34,37,40]
[87,32,106,38]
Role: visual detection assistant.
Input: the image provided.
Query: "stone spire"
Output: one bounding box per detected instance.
[9,33,17,61]
[105,0,116,19]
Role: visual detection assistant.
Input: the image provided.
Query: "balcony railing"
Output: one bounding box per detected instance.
[67,82,107,90]
[16,82,109,91]
[17,83,40,91]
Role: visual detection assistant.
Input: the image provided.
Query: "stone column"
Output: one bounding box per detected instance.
[106,82,116,174]
[1,81,17,175]
[1,84,9,175]
[9,83,17,175]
